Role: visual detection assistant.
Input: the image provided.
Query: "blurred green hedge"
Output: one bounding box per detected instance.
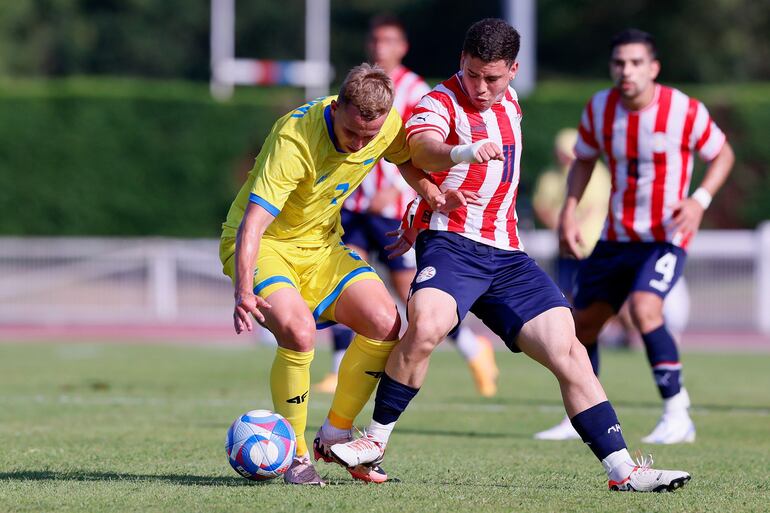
[0,78,767,237]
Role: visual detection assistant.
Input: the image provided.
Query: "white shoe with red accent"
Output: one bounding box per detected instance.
[533,415,581,441]
[609,453,691,492]
[330,432,386,468]
[313,428,388,483]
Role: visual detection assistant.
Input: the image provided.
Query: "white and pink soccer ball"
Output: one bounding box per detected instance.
[225,409,296,481]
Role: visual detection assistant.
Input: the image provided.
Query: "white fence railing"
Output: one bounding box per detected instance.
[1,223,768,333]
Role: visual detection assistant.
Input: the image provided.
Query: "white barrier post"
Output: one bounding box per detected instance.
[757,221,770,334]
[148,241,178,322]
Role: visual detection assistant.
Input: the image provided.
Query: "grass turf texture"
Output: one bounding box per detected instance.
[0,343,767,512]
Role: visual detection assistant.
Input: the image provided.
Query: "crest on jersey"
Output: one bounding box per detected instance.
[652,132,667,153]
[415,266,436,283]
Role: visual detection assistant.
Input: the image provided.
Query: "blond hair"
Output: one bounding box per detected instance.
[337,63,394,121]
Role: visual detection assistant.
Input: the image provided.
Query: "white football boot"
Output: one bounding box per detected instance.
[314,428,388,483]
[609,453,691,492]
[533,415,581,440]
[330,432,386,468]
[642,389,696,444]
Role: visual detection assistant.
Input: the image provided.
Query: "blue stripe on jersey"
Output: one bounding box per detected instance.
[312,266,376,320]
[324,105,345,153]
[253,275,295,295]
[363,157,376,166]
[249,193,280,217]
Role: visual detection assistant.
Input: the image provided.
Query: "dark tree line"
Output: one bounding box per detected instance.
[1,0,767,83]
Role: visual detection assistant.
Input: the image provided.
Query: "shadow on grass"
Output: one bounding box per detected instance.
[488,396,770,414]
[394,427,531,440]
[0,470,264,487]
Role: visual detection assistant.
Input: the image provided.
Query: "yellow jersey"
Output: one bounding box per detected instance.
[221,96,411,246]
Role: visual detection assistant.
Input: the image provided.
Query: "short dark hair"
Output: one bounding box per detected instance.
[462,18,520,65]
[369,14,407,39]
[610,28,657,58]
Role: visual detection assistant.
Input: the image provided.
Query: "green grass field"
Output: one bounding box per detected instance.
[0,342,768,512]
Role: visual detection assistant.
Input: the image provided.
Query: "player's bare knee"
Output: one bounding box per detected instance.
[404,317,446,358]
[628,299,663,333]
[278,319,316,352]
[368,305,401,341]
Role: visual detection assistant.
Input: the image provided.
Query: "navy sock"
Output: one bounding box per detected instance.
[570,401,627,461]
[372,372,420,425]
[642,324,682,399]
[586,342,600,376]
[331,324,354,352]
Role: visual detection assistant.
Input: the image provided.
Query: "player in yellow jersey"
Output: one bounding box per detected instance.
[220,64,475,485]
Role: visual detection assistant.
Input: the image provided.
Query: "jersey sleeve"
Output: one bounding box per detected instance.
[574,98,601,160]
[691,101,726,161]
[249,132,309,216]
[405,92,452,143]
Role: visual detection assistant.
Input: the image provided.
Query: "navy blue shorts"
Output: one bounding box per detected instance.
[341,209,414,271]
[574,241,687,312]
[410,231,571,352]
[556,257,582,300]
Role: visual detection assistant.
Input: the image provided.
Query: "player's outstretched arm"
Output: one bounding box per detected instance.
[672,141,734,238]
[397,160,482,213]
[233,202,274,334]
[558,157,598,258]
[409,131,503,172]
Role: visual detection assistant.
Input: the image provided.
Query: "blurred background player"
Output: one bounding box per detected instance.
[315,15,499,398]
[533,128,692,440]
[541,29,734,445]
[533,128,611,302]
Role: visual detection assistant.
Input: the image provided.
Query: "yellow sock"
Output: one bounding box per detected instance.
[328,335,397,429]
[270,347,314,456]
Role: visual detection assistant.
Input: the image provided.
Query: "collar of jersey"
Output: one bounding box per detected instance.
[324,104,346,153]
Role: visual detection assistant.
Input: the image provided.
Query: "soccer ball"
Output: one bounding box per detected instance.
[225,409,296,481]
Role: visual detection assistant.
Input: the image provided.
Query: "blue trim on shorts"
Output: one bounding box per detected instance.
[311,266,376,321]
[315,320,337,330]
[253,275,295,295]
[249,194,280,217]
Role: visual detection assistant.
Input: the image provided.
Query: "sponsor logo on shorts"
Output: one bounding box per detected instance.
[415,266,436,283]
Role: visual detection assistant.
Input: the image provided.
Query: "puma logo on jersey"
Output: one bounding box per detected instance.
[414,115,428,122]
[286,390,309,404]
[365,371,383,379]
[607,424,622,434]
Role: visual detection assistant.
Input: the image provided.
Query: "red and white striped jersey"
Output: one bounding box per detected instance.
[344,65,431,219]
[403,73,524,251]
[575,84,726,248]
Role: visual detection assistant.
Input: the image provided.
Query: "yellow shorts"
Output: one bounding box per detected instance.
[220,237,382,328]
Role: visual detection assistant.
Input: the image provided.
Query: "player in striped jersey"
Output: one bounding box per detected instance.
[542,29,734,444]
[316,15,499,399]
[330,19,691,492]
